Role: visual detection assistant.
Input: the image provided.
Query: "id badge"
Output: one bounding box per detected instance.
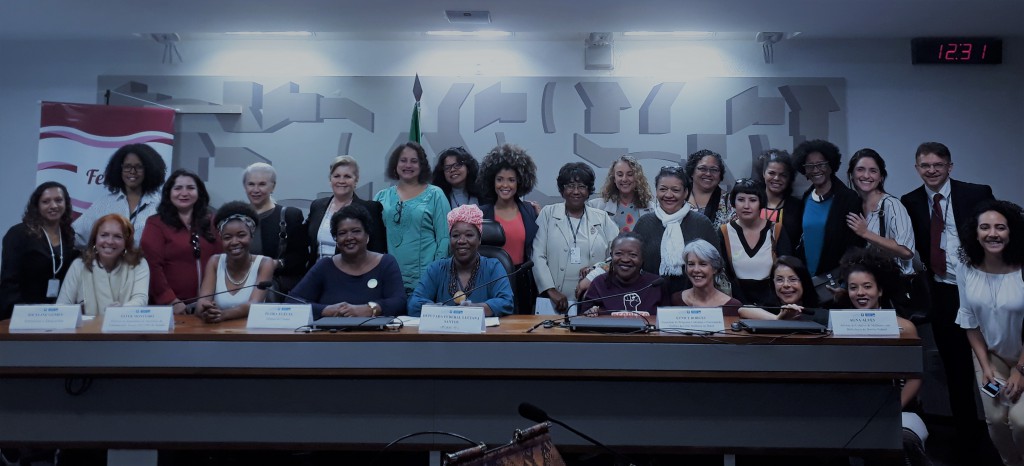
[46,279,60,298]
[569,246,582,264]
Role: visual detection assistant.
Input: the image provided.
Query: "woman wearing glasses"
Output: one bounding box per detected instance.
[844,149,917,274]
[306,156,387,269]
[587,155,655,233]
[432,146,481,208]
[140,169,221,314]
[792,139,863,278]
[478,144,539,313]
[756,149,804,249]
[685,149,734,230]
[719,179,793,305]
[72,144,167,248]
[241,163,308,295]
[738,255,819,321]
[630,166,720,297]
[532,163,619,313]
[374,142,452,293]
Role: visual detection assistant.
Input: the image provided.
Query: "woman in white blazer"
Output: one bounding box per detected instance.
[532,163,619,313]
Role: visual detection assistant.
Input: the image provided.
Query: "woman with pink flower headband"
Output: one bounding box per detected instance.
[407,204,514,317]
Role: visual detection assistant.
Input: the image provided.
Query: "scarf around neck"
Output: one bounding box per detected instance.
[655,203,691,276]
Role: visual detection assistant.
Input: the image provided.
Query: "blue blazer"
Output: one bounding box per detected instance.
[407,256,514,317]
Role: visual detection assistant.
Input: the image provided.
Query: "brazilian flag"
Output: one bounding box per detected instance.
[410,74,422,143]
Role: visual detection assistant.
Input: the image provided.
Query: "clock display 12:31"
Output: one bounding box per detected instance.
[911,38,1003,65]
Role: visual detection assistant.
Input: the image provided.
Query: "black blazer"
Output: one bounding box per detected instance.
[795,175,865,276]
[0,223,80,320]
[479,199,539,264]
[900,179,994,278]
[776,195,804,252]
[304,195,388,270]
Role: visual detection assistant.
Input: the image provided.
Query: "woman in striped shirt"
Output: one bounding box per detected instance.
[844,148,917,275]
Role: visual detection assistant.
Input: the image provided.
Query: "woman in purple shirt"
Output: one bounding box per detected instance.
[583,233,664,314]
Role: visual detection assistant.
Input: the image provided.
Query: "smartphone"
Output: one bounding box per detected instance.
[982,379,1004,398]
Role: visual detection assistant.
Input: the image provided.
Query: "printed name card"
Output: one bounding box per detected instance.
[247,304,313,329]
[828,309,900,337]
[657,307,726,333]
[9,305,82,332]
[101,306,174,333]
[419,305,486,334]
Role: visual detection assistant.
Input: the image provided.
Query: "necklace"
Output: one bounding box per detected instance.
[226,255,254,286]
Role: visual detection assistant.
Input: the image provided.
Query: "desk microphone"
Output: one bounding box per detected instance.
[181,280,276,307]
[527,277,664,333]
[256,282,311,304]
[518,402,637,466]
[440,260,534,306]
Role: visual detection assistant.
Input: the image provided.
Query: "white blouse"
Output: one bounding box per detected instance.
[866,194,917,275]
[214,254,265,309]
[955,264,1024,363]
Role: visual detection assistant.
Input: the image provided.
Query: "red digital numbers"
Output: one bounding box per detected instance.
[939,42,976,61]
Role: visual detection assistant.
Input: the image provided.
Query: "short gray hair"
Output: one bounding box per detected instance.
[242,162,277,185]
[682,239,723,272]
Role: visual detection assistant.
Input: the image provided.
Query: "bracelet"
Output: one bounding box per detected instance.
[1016,364,1024,377]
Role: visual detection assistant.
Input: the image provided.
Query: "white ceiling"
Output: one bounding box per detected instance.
[2,0,1022,41]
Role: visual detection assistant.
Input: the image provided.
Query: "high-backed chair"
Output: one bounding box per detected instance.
[479,220,519,311]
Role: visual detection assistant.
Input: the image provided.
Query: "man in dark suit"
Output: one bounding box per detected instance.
[901,141,995,449]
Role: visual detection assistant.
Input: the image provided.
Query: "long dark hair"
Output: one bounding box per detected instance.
[839,248,902,308]
[157,169,215,242]
[770,255,819,308]
[959,200,1024,268]
[432,147,481,201]
[103,143,167,195]
[477,144,538,205]
[23,181,74,240]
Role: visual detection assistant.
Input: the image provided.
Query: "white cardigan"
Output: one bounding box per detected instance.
[531,203,620,297]
[57,258,150,316]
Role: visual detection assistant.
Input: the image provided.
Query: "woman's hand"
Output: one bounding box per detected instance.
[172,301,188,315]
[325,302,371,317]
[529,201,541,215]
[199,301,224,323]
[584,306,601,316]
[547,289,569,313]
[776,304,804,320]
[846,213,869,238]
[1006,370,1024,403]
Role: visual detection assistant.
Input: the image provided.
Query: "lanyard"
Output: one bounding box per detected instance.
[129,202,149,222]
[47,228,64,278]
[566,211,587,246]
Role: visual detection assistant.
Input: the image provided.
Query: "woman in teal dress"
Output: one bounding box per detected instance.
[374,142,452,294]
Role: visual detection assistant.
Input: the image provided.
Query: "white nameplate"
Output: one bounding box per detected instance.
[9,305,82,332]
[419,305,486,334]
[247,303,313,329]
[101,306,175,333]
[657,307,726,333]
[828,309,900,337]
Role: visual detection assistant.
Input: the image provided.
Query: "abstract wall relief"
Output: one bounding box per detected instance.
[98,76,845,209]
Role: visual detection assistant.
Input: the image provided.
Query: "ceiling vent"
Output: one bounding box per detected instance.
[445,10,492,24]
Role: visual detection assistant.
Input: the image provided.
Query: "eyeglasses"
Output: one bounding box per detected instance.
[803,162,830,172]
[563,183,588,192]
[774,276,801,285]
[695,165,721,175]
[393,201,404,224]
[190,230,201,259]
[443,161,465,172]
[916,162,950,171]
[734,178,757,187]
[122,164,145,174]
[660,165,686,175]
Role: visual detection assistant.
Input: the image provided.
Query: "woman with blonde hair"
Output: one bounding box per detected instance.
[57,214,149,316]
[587,155,655,233]
[305,156,387,268]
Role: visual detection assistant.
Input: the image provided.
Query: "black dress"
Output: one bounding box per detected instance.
[251,205,309,293]
[0,223,80,320]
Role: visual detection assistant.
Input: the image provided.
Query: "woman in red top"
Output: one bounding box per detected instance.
[140,169,221,314]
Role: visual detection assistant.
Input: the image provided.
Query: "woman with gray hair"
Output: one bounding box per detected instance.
[671,239,741,316]
[242,162,308,294]
[196,201,276,323]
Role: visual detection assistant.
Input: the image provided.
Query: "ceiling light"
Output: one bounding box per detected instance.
[224,31,314,37]
[425,30,512,37]
[623,31,716,39]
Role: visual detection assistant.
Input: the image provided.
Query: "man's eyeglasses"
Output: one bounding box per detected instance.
[916,162,950,171]
[393,201,404,224]
[803,162,830,172]
[122,164,145,174]
[443,161,465,173]
[190,230,201,259]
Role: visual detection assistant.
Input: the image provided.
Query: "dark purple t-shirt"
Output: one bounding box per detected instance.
[583,271,664,314]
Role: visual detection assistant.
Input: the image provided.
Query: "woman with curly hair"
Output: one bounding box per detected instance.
[0,182,80,319]
[685,149,734,230]
[587,155,655,233]
[57,214,149,316]
[374,142,451,293]
[792,139,863,278]
[956,200,1024,465]
[72,143,167,248]
[432,146,481,208]
[478,144,539,313]
[140,169,221,314]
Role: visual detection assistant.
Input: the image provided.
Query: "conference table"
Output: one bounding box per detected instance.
[0,314,921,465]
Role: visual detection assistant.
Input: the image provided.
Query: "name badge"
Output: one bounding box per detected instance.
[828,309,900,337]
[419,305,486,334]
[101,306,175,333]
[657,307,726,333]
[569,247,582,264]
[9,305,82,332]
[247,304,313,329]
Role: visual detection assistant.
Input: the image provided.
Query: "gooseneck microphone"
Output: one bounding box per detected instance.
[181,280,277,307]
[440,260,534,306]
[518,402,637,466]
[256,282,311,304]
[526,277,665,333]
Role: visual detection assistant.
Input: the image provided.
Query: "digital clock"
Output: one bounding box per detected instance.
[911,37,1002,64]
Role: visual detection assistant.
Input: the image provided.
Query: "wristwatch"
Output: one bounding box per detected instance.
[368,301,381,317]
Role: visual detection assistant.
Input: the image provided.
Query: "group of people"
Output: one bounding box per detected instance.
[1,139,1023,463]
